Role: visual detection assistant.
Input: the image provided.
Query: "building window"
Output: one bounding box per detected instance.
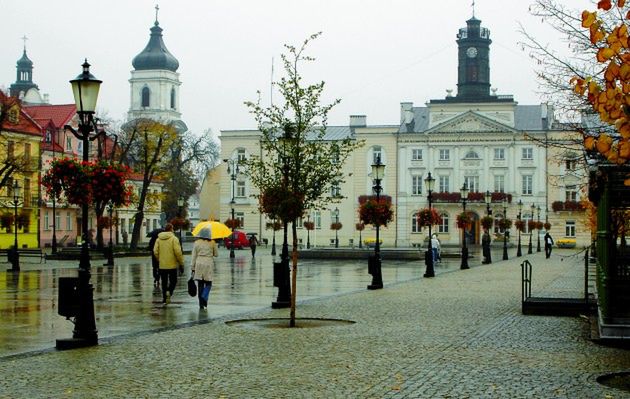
[411,149,422,161]
[236,212,244,229]
[66,136,72,151]
[494,213,505,234]
[523,214,533,233]
[170,87,176,109]
[24,143,31,164]
[565,185,578,202]
[411,213,421,233]
[464,150,480,159]
[372,146,382,164]
[237,148,246,162]
[565,221,576,237]
[565,159,577,171]
[522,147,533,160]
[464,176,479,192]
[236,181,246,198]
[56,212,61,231]
[438,213,449,233]
[314,211,321,229]
[330,183,341,198]
[411,176,422,195]
[494,148,505,160]
[522,175,533,195]
[67,212,72,231]
[44,212,50,230]
[439,149,450,161]
[7,141,14,161]
[23,178,31,207]
[439,176,449,193]
[77,141,83,154]
[141,87,150,107]
[494,175,505,193]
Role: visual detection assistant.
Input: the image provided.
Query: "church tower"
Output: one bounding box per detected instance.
[455,16,492,100]
[9,37,40,100]
[128,6,187,132]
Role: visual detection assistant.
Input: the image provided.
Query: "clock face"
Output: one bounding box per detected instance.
[466,47,478,58]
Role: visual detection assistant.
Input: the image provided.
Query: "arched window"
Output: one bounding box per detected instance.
[464,150,480,159]
[411,213,421,233]
[170,87,176,109]
[438,213,449,233]
[141,87,150,108]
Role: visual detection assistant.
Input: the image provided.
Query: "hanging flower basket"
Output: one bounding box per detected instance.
[330,222,342,230]
[266,221,282,231]
[17,211,30,230]
[456,212,473,229]
[417,208,441,228]
[514,220,526,232]
[42,158,132,207]
[544,222,552,230]
[224,218,241,229]
[480,216,494,230]
[355,222,365,231]
[303,221,315,230]
[497,218,513,230]
[259,186,305,222]
[358,196,394,227]
[536,221,544,230]
[1,213,13,231]
[527,220,537,232]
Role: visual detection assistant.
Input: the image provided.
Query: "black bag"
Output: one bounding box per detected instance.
[187,275,197,297]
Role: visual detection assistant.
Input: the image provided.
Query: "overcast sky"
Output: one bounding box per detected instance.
[1,0,592,139]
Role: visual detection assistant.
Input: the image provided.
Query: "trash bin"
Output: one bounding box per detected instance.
[58,277,80,318]
[273,260,289,287]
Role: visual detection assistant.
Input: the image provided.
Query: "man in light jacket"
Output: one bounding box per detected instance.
[153,223,184,305]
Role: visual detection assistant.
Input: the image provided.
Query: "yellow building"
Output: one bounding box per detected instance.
[0,92,41,249]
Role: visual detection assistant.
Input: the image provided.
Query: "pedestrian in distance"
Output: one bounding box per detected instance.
[190,227,218,310]
[153,223,184,305]
[249,234,259,257]
[482,230,491,264]
[544,231,554,259]
[148,228,164,287]
[431,234,441,264]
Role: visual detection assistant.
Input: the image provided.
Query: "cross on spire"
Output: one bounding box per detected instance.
[472,0,475,17]
[21,35,28,51]
[155,4,160,24]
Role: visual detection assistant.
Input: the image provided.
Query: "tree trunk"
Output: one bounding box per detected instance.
[289,221,298,327]
[130,210,144,250]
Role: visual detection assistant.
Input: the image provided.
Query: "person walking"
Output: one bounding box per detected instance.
[153,223,184,305]
[190,227,218,310]
[148,228,163,287]
[249,234,259,257]
[482,230,491,264]
[544,231,554,259]
[431,234,441,264]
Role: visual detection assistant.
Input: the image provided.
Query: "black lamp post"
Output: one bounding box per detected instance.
[104,202,114,266]
[177,195,184,244]
[460,183,470,270]
[502,198,509,261]
[51,136,58,254]
[306,214,311,249]
[272,124,294,307]
[528,203,535,254]
[333,207,339,248]
[536,205,542,252]
[484,190,492,264]
[8,180,21,271]
[424,172,436,278]
[517,199,523,257]
[368,155,385,289]
[57,60,102,349]
[224,158,238,259]
[271,220,277,256]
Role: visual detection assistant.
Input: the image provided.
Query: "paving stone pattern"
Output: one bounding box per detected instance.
[1,251,630,398]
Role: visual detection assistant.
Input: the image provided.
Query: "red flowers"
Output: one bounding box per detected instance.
[359,196,394,227]
[417,208,441,228]
[42,158,132,207]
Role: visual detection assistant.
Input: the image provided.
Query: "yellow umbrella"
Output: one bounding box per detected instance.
[192,221,232,239]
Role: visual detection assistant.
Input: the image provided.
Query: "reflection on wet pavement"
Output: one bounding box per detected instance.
[0,247,481,357]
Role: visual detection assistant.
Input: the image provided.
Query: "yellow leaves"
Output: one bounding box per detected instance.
[583,11,598,28]
[597,47,616,62]
[618,121,630,138]
[585,136,597,150]
[597,133,613,153]
[619,139,630,158]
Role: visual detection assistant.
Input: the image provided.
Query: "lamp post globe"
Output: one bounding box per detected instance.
[460,183,470,270]
[502,198,509,261]
[423,172,436,278]
[56,60,101,349]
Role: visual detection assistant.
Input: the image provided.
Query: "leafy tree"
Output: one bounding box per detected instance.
[242,33,363,326]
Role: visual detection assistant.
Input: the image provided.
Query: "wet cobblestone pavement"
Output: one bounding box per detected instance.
[1,247,630,398]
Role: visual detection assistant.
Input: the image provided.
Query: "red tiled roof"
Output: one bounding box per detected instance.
[23,104,76,128]
[0,91,43,136]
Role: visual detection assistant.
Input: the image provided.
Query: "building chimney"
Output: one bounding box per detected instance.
[349,115,366,127]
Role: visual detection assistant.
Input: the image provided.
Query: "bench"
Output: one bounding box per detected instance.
[0,248,46,263]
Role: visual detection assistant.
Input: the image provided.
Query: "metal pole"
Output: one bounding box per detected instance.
[461,198,469,270]
[424,189,435,278]
[536,206,541,252]
[517,210,522,257]
[502,204,509,261]
[11,187,20,271]
[229,162,236,259]
[334,209,339,248]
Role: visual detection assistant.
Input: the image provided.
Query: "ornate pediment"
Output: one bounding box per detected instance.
[426,111,516,135]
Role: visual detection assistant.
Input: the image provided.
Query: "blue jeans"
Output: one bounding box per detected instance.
[432,248,439,263]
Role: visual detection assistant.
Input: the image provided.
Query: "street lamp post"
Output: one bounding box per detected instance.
[51,137,58,255]
[536,205,541,253]
[460,183,470,270]
[502,198,509,261]
[57,60,102,349]
[484,190,492,264]
[424,172,436,278]
[104,202,114,266]
[177,195,184,244]
[334,207,339,248]
[368,155,385,289]
[517,199,523,257]
[528,203,535,254]
[224,159,238,259]
[8,181,21,271]
[306,214,311,249]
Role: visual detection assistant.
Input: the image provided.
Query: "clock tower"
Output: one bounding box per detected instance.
[455,17,491,99]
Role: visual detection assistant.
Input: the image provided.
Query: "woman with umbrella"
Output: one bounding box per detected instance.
[190,226,220,309]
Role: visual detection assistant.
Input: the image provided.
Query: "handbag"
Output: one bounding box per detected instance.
[187,274,197,297]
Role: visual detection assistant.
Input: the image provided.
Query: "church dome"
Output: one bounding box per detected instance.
[132,21,179,72]
[17,50,33,67]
